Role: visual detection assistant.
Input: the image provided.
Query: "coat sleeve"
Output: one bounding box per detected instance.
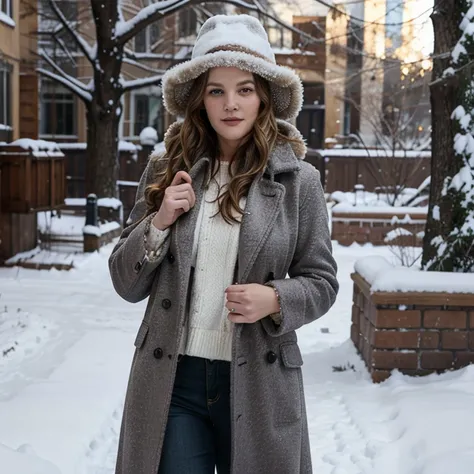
[108,154,171,303]
[261,163,338,337]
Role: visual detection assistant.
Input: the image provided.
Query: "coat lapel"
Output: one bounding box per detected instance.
[172,157,210,271]
[237,175,285,284]
[237,140,302,283]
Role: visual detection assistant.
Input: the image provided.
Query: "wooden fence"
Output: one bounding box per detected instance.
[62,144,149,199]
[60,144,152,223]
[59,146,432,225]
[0,144,66,262]
[306,149,431,193]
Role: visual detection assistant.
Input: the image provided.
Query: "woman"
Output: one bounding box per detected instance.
[109,14,338,474]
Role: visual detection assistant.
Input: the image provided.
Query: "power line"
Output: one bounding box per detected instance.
[321,1,436,49]
[314,0,434,27]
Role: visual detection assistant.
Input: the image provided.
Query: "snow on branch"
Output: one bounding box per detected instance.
[120,74,165,93]
[122,57,166,74]
[37,68,93,102]
[39,50,92,95]
[47,0,96,63]
[124,48,177,61]
[115,0,188,44]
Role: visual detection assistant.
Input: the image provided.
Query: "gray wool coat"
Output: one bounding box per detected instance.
[109,120,339,474]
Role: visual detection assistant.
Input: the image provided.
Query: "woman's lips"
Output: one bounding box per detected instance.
[222,119,244,127]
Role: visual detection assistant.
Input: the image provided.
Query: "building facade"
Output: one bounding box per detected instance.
[0,0,19,143]
[0,0,38,143]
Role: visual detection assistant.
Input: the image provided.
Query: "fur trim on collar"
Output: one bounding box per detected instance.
[276,119,307,160]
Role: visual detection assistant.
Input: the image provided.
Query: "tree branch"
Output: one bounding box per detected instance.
[38,50,91,94]
[55,36,77,65]
[122,57,166,74]
[120,74,165,93]
[123,47,177,61]
[37,68,93,102]
[47,0,95,63]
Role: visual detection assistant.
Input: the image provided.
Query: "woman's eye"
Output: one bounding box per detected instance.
[240,88,254,94]
[209,89,223,95]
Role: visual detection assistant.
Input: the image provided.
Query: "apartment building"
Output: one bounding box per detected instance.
[0,0,38,143]
[0,0,19,142]
[346,0,431,146]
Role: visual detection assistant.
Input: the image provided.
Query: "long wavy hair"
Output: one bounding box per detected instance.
[144,70,294,224]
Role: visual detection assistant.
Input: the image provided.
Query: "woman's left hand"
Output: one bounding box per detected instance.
[225,283,279,323]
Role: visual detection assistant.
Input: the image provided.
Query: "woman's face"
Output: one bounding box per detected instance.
[203,67,261,149]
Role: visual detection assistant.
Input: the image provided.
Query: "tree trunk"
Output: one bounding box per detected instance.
[86,103,120,197]
[84,0,123,198]
[421,0,463,269]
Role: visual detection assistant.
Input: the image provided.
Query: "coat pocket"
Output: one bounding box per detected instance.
[280,341,304,368]
[134,321,149,349]
[274,342,304,426]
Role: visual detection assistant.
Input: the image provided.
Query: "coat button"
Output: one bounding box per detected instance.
[162,299,172,309]
[167,253,175,264]
[266,351,277,364]
[153,348,163,359]
[134,261,142,273]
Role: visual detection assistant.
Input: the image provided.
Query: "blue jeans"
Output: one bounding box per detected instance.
[158,355,232,474]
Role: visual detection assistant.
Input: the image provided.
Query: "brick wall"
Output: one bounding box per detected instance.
[332,210,426,246]
[351,273,474,383]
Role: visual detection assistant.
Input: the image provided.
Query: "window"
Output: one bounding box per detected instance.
[131,89,164,140]
[267,25,284,48]
[40,0,76,21]
[135,22,160,52]
[0,0,13,18]
[303,83,325,107]
[38,1,78,52]
[178,8,197,37]
[40,82,76,137]
[385,0,403,53]
[0,61,12,142]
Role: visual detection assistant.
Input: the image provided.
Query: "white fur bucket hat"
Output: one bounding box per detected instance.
[161,14,303,121]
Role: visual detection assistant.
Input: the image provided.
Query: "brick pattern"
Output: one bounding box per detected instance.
[332,217,425,247]
[351,279,474,383]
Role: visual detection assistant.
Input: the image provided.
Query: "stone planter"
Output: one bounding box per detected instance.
[351,258,474,383]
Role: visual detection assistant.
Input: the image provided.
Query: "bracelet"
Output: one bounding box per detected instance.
[267,283,282,325]
[271,286,281,313]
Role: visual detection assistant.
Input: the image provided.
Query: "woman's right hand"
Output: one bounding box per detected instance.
[152,171,196,230]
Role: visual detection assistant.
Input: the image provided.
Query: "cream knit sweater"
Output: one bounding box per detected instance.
[145,162,245,361]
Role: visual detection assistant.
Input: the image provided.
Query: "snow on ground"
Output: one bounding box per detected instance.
[1,242,474,473]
